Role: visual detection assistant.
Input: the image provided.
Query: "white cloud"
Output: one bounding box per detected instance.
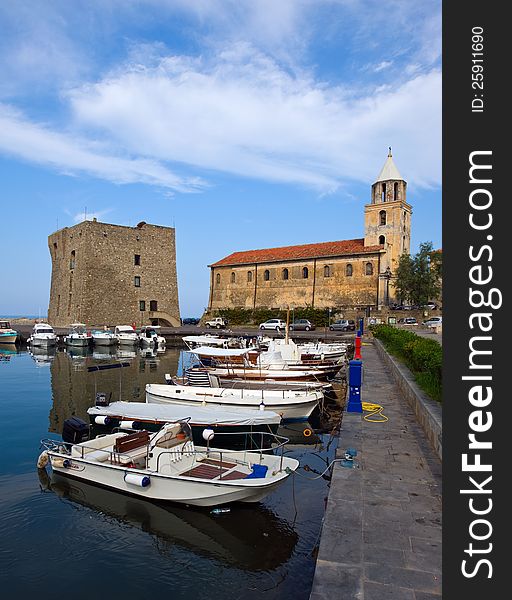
[66,45,441,190]
[0,104,207,192]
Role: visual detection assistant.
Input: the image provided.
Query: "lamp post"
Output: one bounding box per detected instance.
[383,266,392,307]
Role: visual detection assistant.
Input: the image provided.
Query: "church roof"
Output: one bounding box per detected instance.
[210,238,383,267]
[375,148,404,183]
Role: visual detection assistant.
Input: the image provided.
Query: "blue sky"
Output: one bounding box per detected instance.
[0,0,441,317]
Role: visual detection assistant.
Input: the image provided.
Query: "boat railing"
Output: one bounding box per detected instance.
[153,430,290,475]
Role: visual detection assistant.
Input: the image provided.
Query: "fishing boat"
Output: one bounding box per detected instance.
[91,329,117,346]
[87,401,282,447]
[0,320,18,344]
[27,323,58,347]
[64,323,91,347]
[185,346,342,382]
[39,420,299,507]
[146,382,322,422]
[114,325,139,346]
[139,325,166,349]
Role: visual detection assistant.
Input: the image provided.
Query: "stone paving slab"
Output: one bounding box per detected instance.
[310,340,442,599]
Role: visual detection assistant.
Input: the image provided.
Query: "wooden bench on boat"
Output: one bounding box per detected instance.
[112,430,150,465]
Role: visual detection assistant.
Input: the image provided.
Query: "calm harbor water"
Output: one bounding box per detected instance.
[0,344,341,599]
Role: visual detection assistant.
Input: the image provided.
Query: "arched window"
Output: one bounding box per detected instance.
[381,183,386,202]
[247,271,253,282]
[264,270,270,281]
[282,268,289,280]
[216,273,220,285]
[302,267,309,279]
[324,265,331,278]
[379,235,386,245]
[231,272,236,283]
[365,262,374,276]
[379,210,387,226]
[394,182,399,200]
[346,263,353,277]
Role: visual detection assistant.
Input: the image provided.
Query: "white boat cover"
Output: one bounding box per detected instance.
[186,346,251,357]
[88,401,281,426]
[182,335,228,346]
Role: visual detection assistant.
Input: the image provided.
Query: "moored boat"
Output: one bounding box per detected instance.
[0,320,18,344]
[139,325,166,349]
[87,401,282,448]
[28,323,57,347]
[146,382,322,422]
[91,329,117,346]
[114,325,139,346]
[39,421,299,507]
[64,323,91,347]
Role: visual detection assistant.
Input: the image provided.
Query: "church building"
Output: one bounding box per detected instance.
[207,150,412,311]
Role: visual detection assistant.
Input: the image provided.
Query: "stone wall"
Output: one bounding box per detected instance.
[209,252,383,310]
[48,220,180,327]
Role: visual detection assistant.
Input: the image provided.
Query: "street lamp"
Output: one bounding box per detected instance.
[383,266,392,306]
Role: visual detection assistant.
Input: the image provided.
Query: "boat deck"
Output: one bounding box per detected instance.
[181,458,249,481]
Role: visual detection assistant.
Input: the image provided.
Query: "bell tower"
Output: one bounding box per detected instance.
[364,148,412,273]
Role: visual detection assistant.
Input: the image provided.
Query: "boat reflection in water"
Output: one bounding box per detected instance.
[38,469,298,572]
[29,345,57,366]
[0,344,19,360]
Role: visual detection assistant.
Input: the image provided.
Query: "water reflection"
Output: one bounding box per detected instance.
[39,470,298,571]
[28,346,56,367]
[48,347,181,435]
[0,343,19,360]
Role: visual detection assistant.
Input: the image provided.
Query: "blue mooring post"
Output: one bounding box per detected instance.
[347,359,363,413]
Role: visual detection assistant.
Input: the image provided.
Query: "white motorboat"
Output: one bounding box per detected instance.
[146,383,322,422]
[64,323,91,347]
[39,421,299,507]
[0,320,18,344]
[114,325,139,346]
[27,323,57,347]
[91,329,117,346]
[139,326,166,349]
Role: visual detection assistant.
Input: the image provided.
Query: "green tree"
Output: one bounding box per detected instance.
[394,253,414,304]
[394,242,442,306]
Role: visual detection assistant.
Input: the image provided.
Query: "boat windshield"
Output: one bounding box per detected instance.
[0,321,12,329]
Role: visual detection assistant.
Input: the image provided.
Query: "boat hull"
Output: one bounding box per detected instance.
[146,387,320,422]
[30,336,57,347]
[47,452,296,507]
[65,337,90,347]
[0,334,17,344]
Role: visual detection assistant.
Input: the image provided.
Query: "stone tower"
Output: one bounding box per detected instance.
[47,219,180,328]
[364,148,412,273]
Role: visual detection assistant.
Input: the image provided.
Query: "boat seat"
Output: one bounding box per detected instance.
[112,430,150,465]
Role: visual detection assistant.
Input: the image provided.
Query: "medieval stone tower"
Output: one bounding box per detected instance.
[47,219,180,328]
[364,148,412,273]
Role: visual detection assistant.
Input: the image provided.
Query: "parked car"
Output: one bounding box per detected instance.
[329,319,356,331]
[423,303,439,310]
[289,319,315,331]
[422,316,443,328]
[398,317,418,325]
[205,316,228,329]
[182,317,200,325]
[259,319,287,331]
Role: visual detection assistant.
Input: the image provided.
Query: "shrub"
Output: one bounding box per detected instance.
[371,324,442,402]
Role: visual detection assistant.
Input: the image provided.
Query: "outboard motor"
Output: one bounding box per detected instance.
[95,391,111,407]
[62,417,90,444]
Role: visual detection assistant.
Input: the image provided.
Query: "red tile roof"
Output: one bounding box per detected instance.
[210,238,383,267]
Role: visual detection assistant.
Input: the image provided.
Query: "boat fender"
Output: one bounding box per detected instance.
[37,451,49,469]
[94,415,112,426]
[120,420,136,429]
[202,428,215,441]
[124,473,151,487]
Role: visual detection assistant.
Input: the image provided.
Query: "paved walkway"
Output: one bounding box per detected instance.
[310,340,442,599]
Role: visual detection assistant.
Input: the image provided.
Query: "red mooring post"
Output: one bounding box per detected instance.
[354,334,362,360]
